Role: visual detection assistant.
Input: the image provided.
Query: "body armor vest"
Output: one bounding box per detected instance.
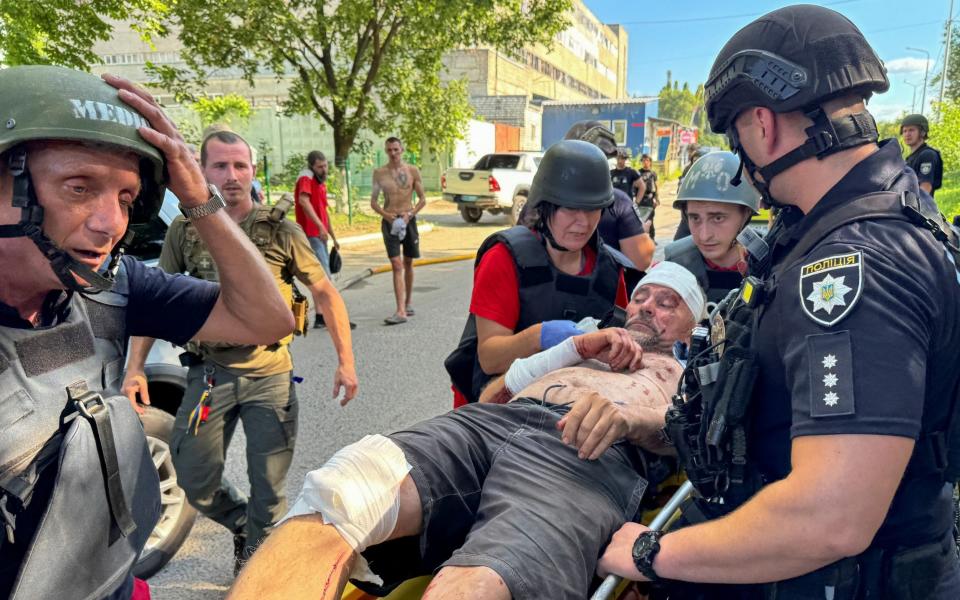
[665,236,743,307]
[444,226,621,403]
[0,268,159,600]
[664,190,960,599]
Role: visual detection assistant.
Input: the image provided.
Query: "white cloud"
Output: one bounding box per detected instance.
[869,102,910,121]
[885,57,933,74]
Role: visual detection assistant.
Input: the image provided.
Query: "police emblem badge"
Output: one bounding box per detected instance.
[920,162,932,175]
[799,251,863,326]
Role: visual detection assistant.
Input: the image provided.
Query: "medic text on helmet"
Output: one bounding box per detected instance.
[70,99,149,129]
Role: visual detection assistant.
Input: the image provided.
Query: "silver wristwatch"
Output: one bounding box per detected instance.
[179,184,226,220]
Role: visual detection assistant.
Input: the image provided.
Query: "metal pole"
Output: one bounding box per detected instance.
[904,80,920,113]
[590,480,696,600]
[345,157,353,226]
[907,47,931,114]
[940,0,954,109]
[276,112,286,165]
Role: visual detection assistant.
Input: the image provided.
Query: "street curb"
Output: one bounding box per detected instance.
[337,223,434,247]
[337,253,477,291]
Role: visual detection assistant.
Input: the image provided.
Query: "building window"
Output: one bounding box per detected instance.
[612,120,627,145]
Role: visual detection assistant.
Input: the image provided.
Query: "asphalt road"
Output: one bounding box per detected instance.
[149,259,475,599]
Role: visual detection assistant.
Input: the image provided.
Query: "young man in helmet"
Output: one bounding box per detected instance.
[228,262,704,600]
[901,113,943,197]
[446,140,630,407]
[0,67,293,600]
[664,151,759,307]
[599,5,960,598]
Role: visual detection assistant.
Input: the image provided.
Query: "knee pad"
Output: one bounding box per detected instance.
[281,433,411,557]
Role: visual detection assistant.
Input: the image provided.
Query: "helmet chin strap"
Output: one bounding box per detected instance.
[538,222,571,252]
[728,106,880,209]
[0,150,124,294]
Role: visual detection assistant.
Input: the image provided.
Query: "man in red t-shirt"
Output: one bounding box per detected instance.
[295,151,355,329]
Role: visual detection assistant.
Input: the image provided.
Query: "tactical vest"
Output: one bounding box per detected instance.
[0,277,160,600]
[665,236,744,308]
[665,190,960,599]
[182,197,299,351]
[444,226,622,403]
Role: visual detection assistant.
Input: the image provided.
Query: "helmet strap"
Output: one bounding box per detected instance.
[0,149,120,293]
[729,107,878,209]
[539,221,571,252]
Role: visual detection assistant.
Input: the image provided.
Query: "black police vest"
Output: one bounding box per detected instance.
[0,281,160,600]
[664,236,744,308]
[444,226,621,403]
[665,190,960,599]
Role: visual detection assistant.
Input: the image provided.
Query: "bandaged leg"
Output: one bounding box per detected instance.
[280,434,411,583]
[504,336,582,395]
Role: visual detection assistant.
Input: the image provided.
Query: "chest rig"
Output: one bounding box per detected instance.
[0,285,159,600]
[444,226,623,404]
[182,196,306,350]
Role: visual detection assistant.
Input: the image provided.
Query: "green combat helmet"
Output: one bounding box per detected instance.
[674,151,761,214]
[0,65,166,292]
[901,113,929,136]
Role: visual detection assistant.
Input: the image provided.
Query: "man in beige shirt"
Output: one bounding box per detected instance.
[126,130,359,574]
[370,137,427,325]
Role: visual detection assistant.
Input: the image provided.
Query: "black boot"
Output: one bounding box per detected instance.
[313,314,326,329]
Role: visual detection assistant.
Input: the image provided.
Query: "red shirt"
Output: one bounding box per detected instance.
[294,173,330,237]
[469,241,628,331]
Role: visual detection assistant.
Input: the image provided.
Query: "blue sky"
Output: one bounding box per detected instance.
[583,0,953,122]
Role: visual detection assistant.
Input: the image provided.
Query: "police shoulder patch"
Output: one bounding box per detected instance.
[920,162,933,175]
[798,251,863,327]
[806,330,855,417]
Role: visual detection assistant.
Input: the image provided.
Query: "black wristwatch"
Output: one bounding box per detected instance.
[632,530,665,582]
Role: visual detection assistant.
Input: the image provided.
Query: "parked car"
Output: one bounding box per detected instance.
[441,152,543,224]
[125,190,197,578]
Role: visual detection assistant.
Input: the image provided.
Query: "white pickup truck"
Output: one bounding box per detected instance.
[442,151,543,224]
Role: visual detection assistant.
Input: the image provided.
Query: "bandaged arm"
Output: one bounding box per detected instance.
[479,336,584,404]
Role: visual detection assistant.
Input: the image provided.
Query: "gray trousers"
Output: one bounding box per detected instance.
[171,364,298,553]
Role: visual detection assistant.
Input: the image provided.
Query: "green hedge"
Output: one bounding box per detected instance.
[936,172,960,220]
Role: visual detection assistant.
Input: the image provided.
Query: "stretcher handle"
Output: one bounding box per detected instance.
[590,480,695,600]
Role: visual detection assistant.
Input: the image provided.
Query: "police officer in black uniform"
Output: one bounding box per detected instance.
[902,113,944,197]
[598,5,960,599]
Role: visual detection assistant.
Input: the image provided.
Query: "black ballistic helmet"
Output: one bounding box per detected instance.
[704,5,888,205]
[705,4,889,134]
[564,120,619,158]
[527,140,614,212]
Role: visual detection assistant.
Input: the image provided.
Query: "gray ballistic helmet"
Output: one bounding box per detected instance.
[674,151,760,214]
[564,120,618,157]
[527,140,614,212]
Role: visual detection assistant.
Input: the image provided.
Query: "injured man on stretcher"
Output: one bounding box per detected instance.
[229,261,706,600]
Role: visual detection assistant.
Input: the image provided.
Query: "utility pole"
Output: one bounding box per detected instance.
[940,0,954,108]
[904,80,921,113]
[906,47,930,113]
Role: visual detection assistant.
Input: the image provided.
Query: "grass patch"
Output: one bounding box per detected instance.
[936,172,960,220]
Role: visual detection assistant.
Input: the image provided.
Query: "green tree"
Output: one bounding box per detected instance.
[0,0,166,69]
[191,94,252,128]
[149,0,571,165]
[930,22,960,104]
[657,71,725,148]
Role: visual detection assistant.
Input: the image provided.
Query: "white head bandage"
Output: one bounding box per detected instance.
[633,261,707,321]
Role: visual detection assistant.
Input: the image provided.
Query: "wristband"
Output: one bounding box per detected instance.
[540,320,582,350]
[505,336,582,394]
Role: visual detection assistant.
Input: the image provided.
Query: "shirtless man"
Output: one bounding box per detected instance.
[229,262,705,600]
[370,137,427,325]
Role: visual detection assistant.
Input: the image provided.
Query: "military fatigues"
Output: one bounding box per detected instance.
[747,140,960,596]
[159,204,326,554]
[906,142,943,197]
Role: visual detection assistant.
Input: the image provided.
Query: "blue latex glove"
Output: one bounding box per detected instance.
[540,320,583,350]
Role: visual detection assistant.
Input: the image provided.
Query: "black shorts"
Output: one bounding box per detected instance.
[365,400,647,600]
[381,217,420,259]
